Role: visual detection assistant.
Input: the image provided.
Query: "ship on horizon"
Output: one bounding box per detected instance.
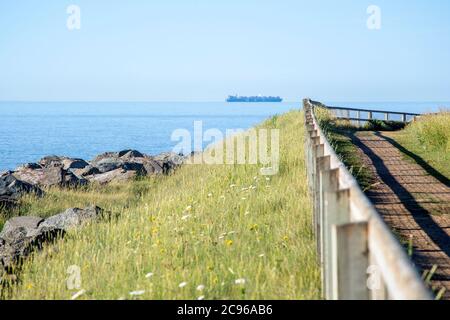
[226,95,283,103]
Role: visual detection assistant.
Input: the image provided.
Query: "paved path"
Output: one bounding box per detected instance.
[352,131,450,299]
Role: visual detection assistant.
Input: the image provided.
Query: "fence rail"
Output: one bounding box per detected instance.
[304,99,431,300]
[310,101,421,123]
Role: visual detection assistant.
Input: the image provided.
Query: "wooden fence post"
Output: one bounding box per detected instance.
[317,155,331,297]
[332,221,370,300]
[321,170,351,300]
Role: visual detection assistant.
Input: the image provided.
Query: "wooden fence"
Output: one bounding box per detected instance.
[310,100,421,125]
[304,99,431,300]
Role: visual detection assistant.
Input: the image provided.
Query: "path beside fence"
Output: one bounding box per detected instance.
[351,131,450,299]
[304,99,432,300]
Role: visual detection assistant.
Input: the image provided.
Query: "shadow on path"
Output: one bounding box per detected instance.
[351,132,450,259]
[378,133,450,188]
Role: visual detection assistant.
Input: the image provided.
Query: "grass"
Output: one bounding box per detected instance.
[393,111,450,180]
[314,107,375,191]
[3,110,321,300]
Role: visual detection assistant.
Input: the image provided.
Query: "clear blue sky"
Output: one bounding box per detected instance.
[1,0,449,102]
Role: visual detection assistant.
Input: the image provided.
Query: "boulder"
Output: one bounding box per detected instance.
[0,173,43,208]
[153,152,185,173]
[38,156,89,171]
[13,165,86,188]
[38,206,104,231]
[91,152,120,163]
[93,157,124,173]
[142,159,164,175]
[86,168,137,185]
[0,206,103,273]
[71,165,100,177]
[61,158,89,170]
[118,150,144,159]
[0,216,44,243]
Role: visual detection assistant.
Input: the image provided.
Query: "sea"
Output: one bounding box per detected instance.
[0,101,448,171]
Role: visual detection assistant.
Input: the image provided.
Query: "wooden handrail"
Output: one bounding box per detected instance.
[325,105,421,116]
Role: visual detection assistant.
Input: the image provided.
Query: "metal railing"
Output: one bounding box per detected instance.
[304,98,431,300]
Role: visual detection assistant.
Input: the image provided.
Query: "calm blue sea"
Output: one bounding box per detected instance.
[0,102,296,171]
[0,101,448,171]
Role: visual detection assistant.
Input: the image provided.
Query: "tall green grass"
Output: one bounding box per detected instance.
[314,106,374,191]
[4,110,320,300]
[396,111,450,179]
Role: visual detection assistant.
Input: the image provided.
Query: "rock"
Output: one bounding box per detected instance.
[40,166,64,186]
[153,152,185,173]
[94,157,124,173]
[71,165,100,177]
[86,169,137,184]
[118,150,144,159]
[38,155,63,168]
[16,163,42,171]
[61,158,89,170]
[0,206,104,272]
[142,159,164,175]
[13,165,86,188]
[91,152,119,163]
[38,156,89,171]
[38,206,104,231]
[122,162,145,173]
[0,173,43,208]
[0,216,48,268]
[0,216,44,243]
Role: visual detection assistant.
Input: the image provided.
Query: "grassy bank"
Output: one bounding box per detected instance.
[4,110,320,300]
[394,112,450,180]
[314,107,374,191]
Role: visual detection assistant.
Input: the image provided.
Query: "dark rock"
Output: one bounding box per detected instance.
[86,168,137,184]
[0,216,44,243]
[118,150,144,158]
[0,173,43,208]
[94,158,124,173]
[91,152,119,163]
[122,162,145,173]
[40,166,64,186]
[0,206,104,274]
[142,159,164,175]
[71,165,100,177]
[13,165,86,188]
[16,163,42,171]
[153,152,185,174]
[61,158,89,170]
[38,156,89,171]
[38,206,104,231]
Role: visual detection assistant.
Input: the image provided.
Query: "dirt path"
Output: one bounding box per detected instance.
[351,131,450,299]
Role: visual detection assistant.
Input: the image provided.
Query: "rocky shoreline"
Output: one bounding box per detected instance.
[0,149,185,287]
[0,149,185,209]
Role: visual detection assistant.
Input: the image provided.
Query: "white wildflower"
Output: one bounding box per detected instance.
[179,282,188,288]
[129,290,145,296]
[181,214,191,221]
[198,295,205,300]
[259,254,265,258]
[235,278,246,285]
[196,284,205,291]
[145,272,154,278]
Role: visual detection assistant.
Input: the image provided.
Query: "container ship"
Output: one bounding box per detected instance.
[226,95,283,103]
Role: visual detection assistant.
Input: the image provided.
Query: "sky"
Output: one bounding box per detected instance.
[0,0,449,102]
